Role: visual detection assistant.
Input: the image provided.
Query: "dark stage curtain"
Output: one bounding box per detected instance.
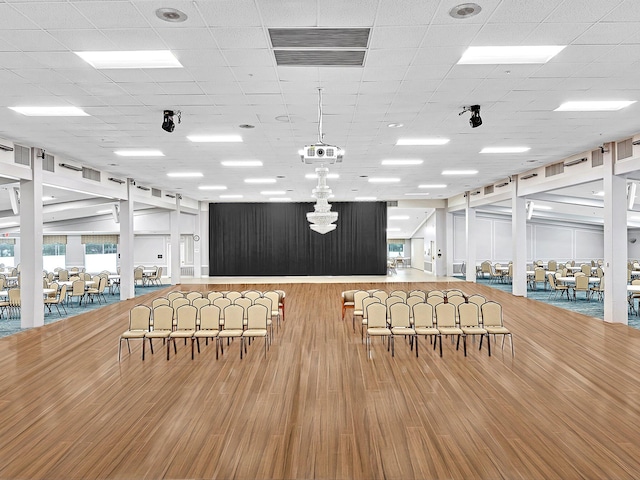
[209,202,387,276]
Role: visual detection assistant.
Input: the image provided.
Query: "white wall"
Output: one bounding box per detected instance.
[410,238,424,270]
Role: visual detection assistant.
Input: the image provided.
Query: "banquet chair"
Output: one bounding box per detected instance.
[242,304,269,358]
[169,305,197,360]
[458,303,490,357]
[147,305,174,359]
[118,305,151,361]
[365,302,391,359]
[194,305,221,357]
[389,302,416,357]
[435,303,464,357]
[412,303,439,356]
[481,302,514,355]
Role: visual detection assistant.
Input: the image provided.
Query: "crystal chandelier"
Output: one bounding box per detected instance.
[307,166,338,234]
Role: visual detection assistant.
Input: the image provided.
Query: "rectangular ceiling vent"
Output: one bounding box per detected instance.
[14,145,30,166]
[82,167,100,182]
[545,162,564,177]
[484,185,494,195]
[592,149,604,167]
[270,28,369,67]
[617,139,633,160]
[152,188,162,198]
[386,201,398,207]
[43,153,55,172]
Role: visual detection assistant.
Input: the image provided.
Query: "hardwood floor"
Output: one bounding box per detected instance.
[1,281,640,479]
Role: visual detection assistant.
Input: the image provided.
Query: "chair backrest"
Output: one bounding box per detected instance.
[408,290,426,300]
[152,305,174,331]
[575,275,589,289]
[152,297,170,309]
[175,305,197,330]
[372,290,389,303]
[185,291,203,302]
[167,291,184,303]
[58,270,69,281]
[200,305,221,330]
[254,296,272,313]
[534,267,545,281]
[596,267,604,278]
[243,290,262,302]
[598,276,605,290]
[446,290,464,298]
[362,297,381,318]
[427,290,445,298]
[481,302,504,328]
[247,304,268,330]
[213,297,232,313]
[547,273,557,289]
[234,297,253,316]
[263,291,279,312]
[581,264,591,275]
[427,296,444,308]
[48,281,59,295]
[406,296,424,312]
[353,290,370,310]
[389,302,411,328]
[207,291,224,302]
[98,276,108,293]
[385,296,404,316]
[9,288,20,306]
[223,304,244,330]
[225,291,242,302]
[467,294,487,308]
[58,284,68,303]
[47,272,54,281]
[413,303,435,328]
[481,261,492,273]
[342,290,356,302]
[458,303,480,328]
[192,297,210,312]
[130,305,151,331]
[389,290,407,301]
[547,260,557,270]
[134,268,143,280]
[447,296,466,309]
[171,297,190,311]
[366,303,388,329]
[72,279,85,295]
[435,303,456,328]
[155,266,163,279]
[69,275,81,282]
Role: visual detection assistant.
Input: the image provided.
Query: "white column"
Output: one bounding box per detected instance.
[435,208,447,276]
[512,179,527,297]
[465,194,476,283]
[193,202,202,278]
[446,211,454,276]
[20,148,44,328]
[119,179,135,300]
[603,144,628,323]
[170,196,181,285]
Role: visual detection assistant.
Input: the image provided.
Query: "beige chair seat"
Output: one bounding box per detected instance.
[485,326,510,335]
[438,326,463,335]
[353,309,363,316]
[462,326,487,335]
[194,330,218,338]
[145,331,171,339]
[344,301,355,307]
[368,327,391,336]
[170,330,195,338]
[218,330,243,338]
[121,330,146,339]
[391,327,415,335]
[415,327,439,336]
[243,328,267,337]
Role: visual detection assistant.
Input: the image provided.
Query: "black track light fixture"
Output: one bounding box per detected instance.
[459,105,482,128]
[162,109,181,133]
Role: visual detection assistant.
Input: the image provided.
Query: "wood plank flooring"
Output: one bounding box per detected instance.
[1,281,640,479]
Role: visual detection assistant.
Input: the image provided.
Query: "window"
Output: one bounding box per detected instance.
[43,243,66,272]
[0,243,15,267]
[85,243,117,273]
[388,242,404,257]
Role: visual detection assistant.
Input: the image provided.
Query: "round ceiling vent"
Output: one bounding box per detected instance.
[155,8,188,23]
[449,3,482,19]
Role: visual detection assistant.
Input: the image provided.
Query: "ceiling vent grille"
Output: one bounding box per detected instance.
[152,188,162,198]
[43,153,55,172]
[82,167,100,182]
[14,145,30,166]
[484,185,494,195]
[274,50,365,66]
[270,28,369,48]
[591,149,604,167]
[545,163,564,177]
[617,139,632,160]
[386,201,398,207]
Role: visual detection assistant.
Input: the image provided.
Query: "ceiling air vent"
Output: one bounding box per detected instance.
[152,188,162,198]
[617,139,632,160]
[387,201,398,207]
[14,145,30,166]
[592,149,604,167]
[484,185,494,195]
[82,167,100,182]
[43,153,55,172]
[545,163,564,177]
[274,50,365,66]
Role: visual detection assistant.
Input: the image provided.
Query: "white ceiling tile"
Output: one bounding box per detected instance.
[196,0,262,27]
[603,0,640,22]
[223,49,274,67]
[198,81,244,95]
[74,1,150,28]
[376,0,438,26]
[574,22,640,45]
[523,22,591,45]
[143,69,195,82]
[473,23,539,45]
[365,49,417,67]
[548,0,625,23]
[412,46,465,65]
[0,4,40,30]
[101,69,153,83]
[405,64,453,80]
[319,68,363,82]
[553,45,614,63]
[174,50,227,68]
[211,27,270,49]
[245,93,284,105]
[489,0,560,23]
[155,28,217,50]
[159,82,204,95]
[278,68,319,83]
[369,26,426,49]
[430,0,503,26]
[119,82,165,95]
[231,66,279,82]
[47,29,116,50]
[318,0,378,26]
[258,0,316,27]
[362,66,406,81]
[101,28,165,49]
[26,52,90,69]
[12,68,71,84]
[358,81,400,94]
[0,29,67,52]
[0,52,48,68]
[421,24,482,47]
[13,2,94,29]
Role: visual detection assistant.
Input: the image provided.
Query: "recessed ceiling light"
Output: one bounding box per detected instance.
[449,3,482,19]
[389,215,410,220]
[355,196,377,201]
[221,160,262,167]
[480,147,530,154]
[220,194,243,199]
[388,123,404,128]
[75,50,182,69]
[555,101,636,112]
[269,197,291,202]
[405,193,430,196]
[442,170,478,175]
[275,115,291,123]
[96,209,112,214]
[418,184,447,188]
[381,159,423,166]
[396,138,450,146]
[198,185,227,190]
[261,190,286,195]
[188,135,243,142]
[239,124,255,129]
[155,8,188,23]
[458,46,565,64]
[245,178,276,184]
[114,149,164,157]
[167,172,203,178]
[368,178,400,183]
[9,106,89,116]
[534,205,553,210]
[305,173,339,179]
[593,191,605,196]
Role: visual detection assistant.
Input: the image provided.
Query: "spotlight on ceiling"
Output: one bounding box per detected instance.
[459,105,482,128]
[162,109,181,133]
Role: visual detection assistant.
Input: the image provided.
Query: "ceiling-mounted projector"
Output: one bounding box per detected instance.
[301,144,343,164]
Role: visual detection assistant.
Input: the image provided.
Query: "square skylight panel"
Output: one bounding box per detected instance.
[75,50,183,69]
[458,46,565,64]
[555,101,636,111]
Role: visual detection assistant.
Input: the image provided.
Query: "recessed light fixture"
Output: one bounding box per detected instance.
[480,147,530,154]
[449,3,482,19]
[381,159,423,166]
[198,185,227,190]
[555,101,636,112]
[221,160,262,167]
[388,123,404,128]
[442,170,478,175]
[114,149,164,157]
[418,184,447,188]
[188,135,243,143]
[269,197,291,202]
[9,106,89,116]
[305,173,339,179]
[155,7,188,23]
[245,178,276,184]
[75,50,183,69]
[239,124,255,129]
[261,190,286,195]
[220,194,243,199]
[458,46,566,64]
[355,196,377,201]
[166,172,203,178]
[368,178,400,183]
[396,138,450,146]
[389,215,410,220]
